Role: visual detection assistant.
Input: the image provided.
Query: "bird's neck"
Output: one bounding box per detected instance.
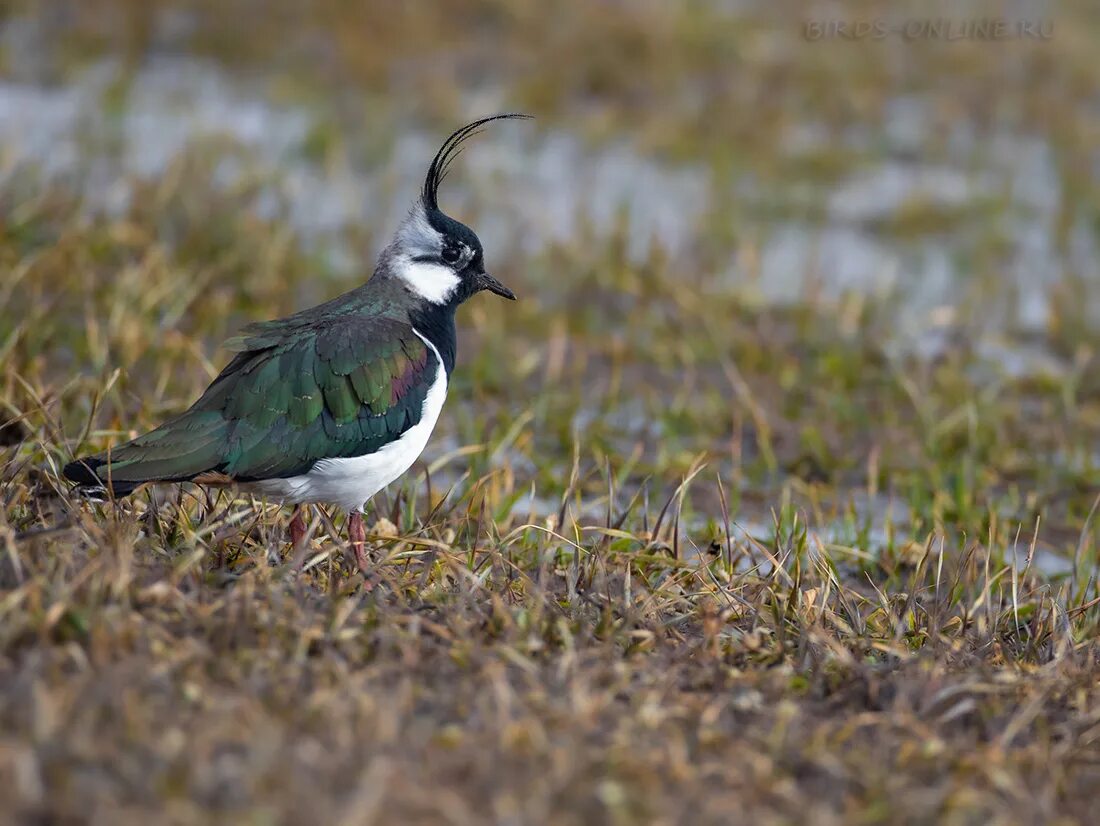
[409,300,458,375]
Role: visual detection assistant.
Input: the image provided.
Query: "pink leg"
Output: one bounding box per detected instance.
[289,505,307,548]
[348,511,369,574]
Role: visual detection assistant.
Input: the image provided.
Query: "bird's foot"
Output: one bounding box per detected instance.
[289,506,308,548]
[287,506,319,571]
[348,511,371,578]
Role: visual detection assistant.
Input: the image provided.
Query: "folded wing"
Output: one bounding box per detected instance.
[64,315,436,495]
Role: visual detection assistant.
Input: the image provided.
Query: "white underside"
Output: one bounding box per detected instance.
[246,332,447,512]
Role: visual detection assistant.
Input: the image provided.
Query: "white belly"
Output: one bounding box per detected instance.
[247,333,447,512]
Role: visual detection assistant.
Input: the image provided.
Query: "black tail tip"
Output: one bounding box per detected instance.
[63,458,105,487]
[62,458,139,499]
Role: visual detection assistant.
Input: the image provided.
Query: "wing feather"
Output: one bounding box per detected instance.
[68,311,440,490]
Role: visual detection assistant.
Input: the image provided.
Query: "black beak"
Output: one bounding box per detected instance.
[477,271,516,300]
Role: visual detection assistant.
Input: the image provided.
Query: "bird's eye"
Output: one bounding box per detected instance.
[441,246,462,264]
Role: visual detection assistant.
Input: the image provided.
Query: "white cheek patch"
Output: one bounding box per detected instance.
[396,257,461,304]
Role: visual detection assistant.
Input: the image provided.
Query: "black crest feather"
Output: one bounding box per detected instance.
[421,113,532,211]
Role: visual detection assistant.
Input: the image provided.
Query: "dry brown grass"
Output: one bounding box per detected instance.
[5,1,1100,824]
[4,464,1100,824]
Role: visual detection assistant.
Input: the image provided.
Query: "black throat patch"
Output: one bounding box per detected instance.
[409,300,458,376]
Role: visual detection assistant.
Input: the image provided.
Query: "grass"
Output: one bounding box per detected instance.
[4,1,1100,823]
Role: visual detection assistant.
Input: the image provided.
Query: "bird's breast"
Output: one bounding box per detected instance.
[247,333,449,512]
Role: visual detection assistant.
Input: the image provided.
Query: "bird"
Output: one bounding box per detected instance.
[63,113,530,572]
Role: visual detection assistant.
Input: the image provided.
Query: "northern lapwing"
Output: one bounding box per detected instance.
[64,114,529,571]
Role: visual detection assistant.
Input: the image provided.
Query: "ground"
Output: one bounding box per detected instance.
[2,2,1100,824]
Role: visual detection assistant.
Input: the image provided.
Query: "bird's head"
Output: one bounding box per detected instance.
[386,114,531,306]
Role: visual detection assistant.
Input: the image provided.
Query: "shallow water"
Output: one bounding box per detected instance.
[2,51,1094,363]
[0,34,1091,578]
[500,480,1077,579]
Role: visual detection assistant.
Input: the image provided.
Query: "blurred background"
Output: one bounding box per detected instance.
[4,0,1100,557]
[7,3,1100,823]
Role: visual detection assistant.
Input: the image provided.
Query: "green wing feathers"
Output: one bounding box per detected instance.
[65,316,437,492]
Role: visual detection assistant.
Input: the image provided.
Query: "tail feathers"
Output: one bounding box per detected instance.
[63,450,222,498]
[62,457,143,498]
[63,413,230,499]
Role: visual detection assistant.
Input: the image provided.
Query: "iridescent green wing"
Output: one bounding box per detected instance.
[218,316,436,480]
[84,316,437,485]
